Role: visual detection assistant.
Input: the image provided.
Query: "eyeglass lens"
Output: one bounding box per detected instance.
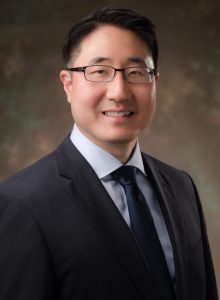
[84,66,154,83]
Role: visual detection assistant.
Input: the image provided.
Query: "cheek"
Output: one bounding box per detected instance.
[70,83,105,114]
[137,88,156,127]
[137,87,156,108]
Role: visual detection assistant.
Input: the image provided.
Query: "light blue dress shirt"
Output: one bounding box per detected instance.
[70,124,175,281]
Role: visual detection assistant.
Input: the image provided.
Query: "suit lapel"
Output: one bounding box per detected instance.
[142,154,188,300]
[55,137,159,300]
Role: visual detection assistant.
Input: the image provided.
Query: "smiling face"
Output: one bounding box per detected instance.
[60,25,159,162]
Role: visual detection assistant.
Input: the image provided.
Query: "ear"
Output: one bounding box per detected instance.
[60,70,73,103]
[155,72,160,83]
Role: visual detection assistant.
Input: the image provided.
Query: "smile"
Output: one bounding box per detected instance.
[103,111,133,117]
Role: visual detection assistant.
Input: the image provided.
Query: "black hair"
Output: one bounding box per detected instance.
[62,7,158,71]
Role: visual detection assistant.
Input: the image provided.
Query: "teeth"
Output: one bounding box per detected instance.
[104,111,131,116]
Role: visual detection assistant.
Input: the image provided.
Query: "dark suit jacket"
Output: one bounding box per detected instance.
[0,136,218,300]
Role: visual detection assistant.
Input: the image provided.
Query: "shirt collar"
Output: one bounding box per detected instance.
[70,124,146,179]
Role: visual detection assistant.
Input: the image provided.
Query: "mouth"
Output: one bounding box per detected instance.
[102,111,133,117]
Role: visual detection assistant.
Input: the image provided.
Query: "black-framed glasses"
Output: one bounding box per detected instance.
[65,65,157,84]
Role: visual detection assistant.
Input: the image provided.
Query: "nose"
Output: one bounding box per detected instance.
[106,71,132,102]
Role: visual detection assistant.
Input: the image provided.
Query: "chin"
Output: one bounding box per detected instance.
[107,128,139,139]
[104,134,138,145]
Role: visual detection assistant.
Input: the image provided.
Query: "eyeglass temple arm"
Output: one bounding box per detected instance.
[65,67,86,72]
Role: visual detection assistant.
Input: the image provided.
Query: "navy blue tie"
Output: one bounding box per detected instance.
[111,166,175,300]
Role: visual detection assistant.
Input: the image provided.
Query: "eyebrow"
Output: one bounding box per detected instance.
[127,57,147,66]
[88,57,110,65]
[87,56,147,66]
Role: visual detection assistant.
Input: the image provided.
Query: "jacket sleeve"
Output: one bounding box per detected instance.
[0,185,55,300]
[187,175,219,300]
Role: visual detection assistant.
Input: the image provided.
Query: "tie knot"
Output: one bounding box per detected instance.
[111,166,137,186]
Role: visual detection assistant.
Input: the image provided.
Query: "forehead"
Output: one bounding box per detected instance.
[71,25,153,67]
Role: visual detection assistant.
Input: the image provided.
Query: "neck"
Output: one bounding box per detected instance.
[101,140,137,164]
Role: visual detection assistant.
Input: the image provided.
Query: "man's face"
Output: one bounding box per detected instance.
[60,25,158,155]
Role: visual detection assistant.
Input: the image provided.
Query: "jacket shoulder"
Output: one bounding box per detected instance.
[0,151,58,201]
[142,152,185,175]
[142,152,196,192]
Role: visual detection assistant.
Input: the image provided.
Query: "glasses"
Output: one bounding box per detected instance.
[65,65,157,84]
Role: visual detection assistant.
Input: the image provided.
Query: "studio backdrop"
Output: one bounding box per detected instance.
[0,0,219,292]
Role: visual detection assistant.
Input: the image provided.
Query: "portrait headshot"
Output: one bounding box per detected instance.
[0,1,219,300]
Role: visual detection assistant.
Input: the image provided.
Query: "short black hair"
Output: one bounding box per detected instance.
[62,7,158,71]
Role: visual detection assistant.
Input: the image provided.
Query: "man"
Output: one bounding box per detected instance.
[0,7,218,300]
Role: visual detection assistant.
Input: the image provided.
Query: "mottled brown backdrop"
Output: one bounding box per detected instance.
[0,0,220,291]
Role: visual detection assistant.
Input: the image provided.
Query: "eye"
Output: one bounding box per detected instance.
[87,66,111,77]
[92,69,106,75]
[127,68,147,77]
